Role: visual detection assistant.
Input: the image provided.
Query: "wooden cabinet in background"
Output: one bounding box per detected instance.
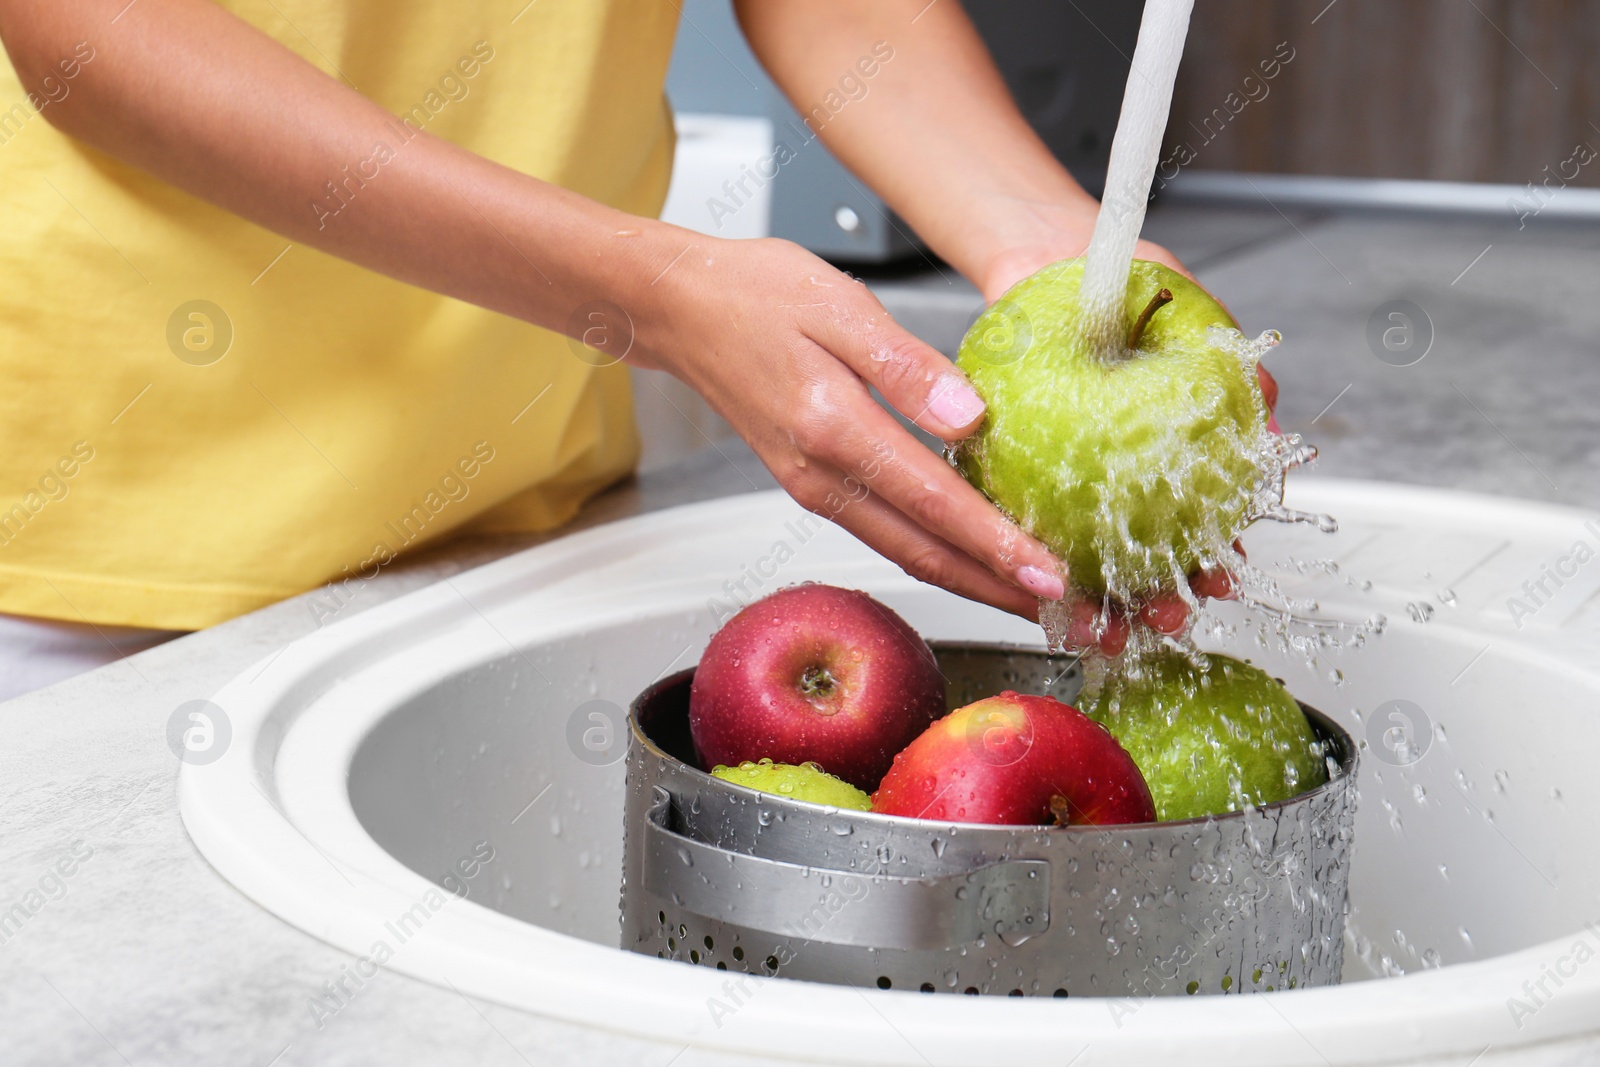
[1167,1,1600,187]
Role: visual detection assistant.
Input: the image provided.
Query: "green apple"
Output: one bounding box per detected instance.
[1078,650,1328,821]
[710,758,873,811]
[955,258,1267,600]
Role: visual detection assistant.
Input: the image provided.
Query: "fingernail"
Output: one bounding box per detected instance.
[1017,564,1064,601]
[927,375,985,428]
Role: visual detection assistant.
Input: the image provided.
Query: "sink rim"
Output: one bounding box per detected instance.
[179,480,1600,1065]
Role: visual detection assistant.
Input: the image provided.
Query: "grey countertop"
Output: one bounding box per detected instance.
[3,200,1597,1065]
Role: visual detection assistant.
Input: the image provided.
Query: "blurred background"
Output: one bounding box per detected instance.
[1174,1,1600,186]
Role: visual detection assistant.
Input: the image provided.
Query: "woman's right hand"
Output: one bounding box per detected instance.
[620,229,1093,631]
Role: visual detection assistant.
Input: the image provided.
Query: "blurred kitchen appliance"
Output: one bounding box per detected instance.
[662,0,1143,262]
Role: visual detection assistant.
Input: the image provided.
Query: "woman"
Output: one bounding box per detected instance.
[0,0,1248,698]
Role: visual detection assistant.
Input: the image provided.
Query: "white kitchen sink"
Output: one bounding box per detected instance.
[179,480,1600,1065]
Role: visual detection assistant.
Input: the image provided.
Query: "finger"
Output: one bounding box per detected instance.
[1187,566,1236,601]
[1062,598,1139,655]
[804,303,988,440]
[1135,594,1189,635]
[1099,611,1130,656]
[1045,593,1130,656]
[1256,365,1279,412]
[1255,364,1281,433]
[1134,239,1193,282]
[1189,539,1247,601]
[813,385,1068,601]
[812,472,1041,620]
[797,451,1127,653]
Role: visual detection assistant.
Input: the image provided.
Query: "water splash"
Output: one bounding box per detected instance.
[1025,322,1384,668]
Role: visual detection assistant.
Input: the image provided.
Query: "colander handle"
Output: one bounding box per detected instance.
[642,788,1050,951]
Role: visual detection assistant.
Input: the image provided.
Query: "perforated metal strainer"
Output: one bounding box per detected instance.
[620,643,1357,997]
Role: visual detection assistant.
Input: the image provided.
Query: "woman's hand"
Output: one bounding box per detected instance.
[625,229,1091,629]
[968,195,1190,304]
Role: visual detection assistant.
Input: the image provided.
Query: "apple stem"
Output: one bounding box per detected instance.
[799,665,837,699]
[1125,287,1174,351]
[1048,795,1077,827]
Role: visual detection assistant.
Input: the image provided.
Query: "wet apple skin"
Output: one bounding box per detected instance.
[871,691,1157,826]
[956,258,1268,600]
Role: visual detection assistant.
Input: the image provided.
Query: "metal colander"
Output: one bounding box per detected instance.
[620,643,1357,998]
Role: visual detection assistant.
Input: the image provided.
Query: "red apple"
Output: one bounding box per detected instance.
[871,691,1156,826]
[689,584,946,790]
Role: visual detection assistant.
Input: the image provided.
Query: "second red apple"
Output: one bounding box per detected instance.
[872,691,1156,826]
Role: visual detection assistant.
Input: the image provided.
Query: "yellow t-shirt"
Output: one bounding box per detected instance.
[0,1,679,629]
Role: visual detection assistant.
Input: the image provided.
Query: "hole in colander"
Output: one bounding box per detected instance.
[1008,989,1023,997]
[920,983,935,994]
[765,955,780,973]
[963,987,979,996]
[732,946,745,962]
[876,976,891,990]
[716,962,727,971]
[690,950,700,964]
[704,935,714,951]
[1053,988,1069,998]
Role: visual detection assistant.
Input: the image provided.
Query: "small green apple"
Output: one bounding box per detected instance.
[1079,650,1328,821]
[710,758,873,811]
[956,258,1267,600]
